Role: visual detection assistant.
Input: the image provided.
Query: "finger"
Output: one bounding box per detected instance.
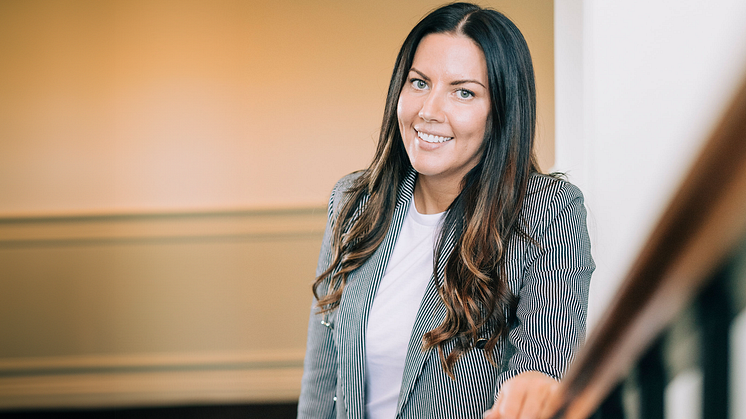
[491,380,511,418]
[539,384,564,419]
[497,378,528,419]
[491,379,510,416]
[517,383,551,419]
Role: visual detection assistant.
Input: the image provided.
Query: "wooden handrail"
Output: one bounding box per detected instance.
[556,72,746,419]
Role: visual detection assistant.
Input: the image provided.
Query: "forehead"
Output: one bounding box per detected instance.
[410,33,487,81]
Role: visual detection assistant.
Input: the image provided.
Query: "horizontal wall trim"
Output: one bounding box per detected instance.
[0,367,303,409]
[0,207,327,245]
[0,207,328,224]
[0,350,306,409]
[0,349,306,376]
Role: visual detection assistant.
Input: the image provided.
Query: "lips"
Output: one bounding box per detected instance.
[417,130,453,143]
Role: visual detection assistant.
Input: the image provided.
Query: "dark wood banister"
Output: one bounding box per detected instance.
[555,72,746,419]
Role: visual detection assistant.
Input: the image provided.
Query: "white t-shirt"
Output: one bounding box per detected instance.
[365,197,444,419]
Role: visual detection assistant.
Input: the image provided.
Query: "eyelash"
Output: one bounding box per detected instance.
[457,89,475,99]
[410,78,428,89]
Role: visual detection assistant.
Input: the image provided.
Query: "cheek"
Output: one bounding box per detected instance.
[396,96,404,122]
[452,109,488,139]
[396,99,408,136]
[396,98,412,152]
[397,92,420,125]
[470,106,490,137]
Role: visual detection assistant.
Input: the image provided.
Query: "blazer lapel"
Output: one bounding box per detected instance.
[396,219,457,415]
[335,170,417,419]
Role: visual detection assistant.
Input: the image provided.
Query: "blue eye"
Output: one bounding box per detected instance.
[457,89,474,99]
[412,79,427,89]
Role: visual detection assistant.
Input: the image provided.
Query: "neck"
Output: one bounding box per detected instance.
[413,175,461,214]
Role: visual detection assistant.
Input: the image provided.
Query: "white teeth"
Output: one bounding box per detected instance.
[417,131,453,143]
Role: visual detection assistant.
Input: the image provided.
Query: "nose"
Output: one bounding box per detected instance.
[418,90,445,122]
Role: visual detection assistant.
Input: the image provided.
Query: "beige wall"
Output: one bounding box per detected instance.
[0,0,553,216]
[0,0,553,408]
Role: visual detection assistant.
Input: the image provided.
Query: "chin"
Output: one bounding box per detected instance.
[412,167,445,178]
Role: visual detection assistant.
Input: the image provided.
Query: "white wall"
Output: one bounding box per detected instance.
[554,0,746,329]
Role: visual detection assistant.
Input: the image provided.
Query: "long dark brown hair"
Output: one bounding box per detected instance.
[312,2,539,377]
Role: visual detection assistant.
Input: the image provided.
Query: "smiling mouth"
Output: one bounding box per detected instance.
[417,130,453,143]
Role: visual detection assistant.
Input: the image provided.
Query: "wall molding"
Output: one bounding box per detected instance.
[0,349,306,374]
[0,208,324,409]
[0,350,306,409]
[0,207,328,246]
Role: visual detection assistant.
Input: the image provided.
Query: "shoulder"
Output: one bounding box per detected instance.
[525,173,584,203]
[332,171,364,195]
[326,171,365,217]
[521,173,587,235]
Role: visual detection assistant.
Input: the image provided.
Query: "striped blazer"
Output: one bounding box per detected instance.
[298,170,594,419]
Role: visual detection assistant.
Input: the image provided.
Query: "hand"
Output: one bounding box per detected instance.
[483,371,562,419]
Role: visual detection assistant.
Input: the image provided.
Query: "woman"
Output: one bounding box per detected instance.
[298,3,594,419]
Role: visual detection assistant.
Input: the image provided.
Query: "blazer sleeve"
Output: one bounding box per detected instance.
[494,180,594,396]
[298,175,357,419]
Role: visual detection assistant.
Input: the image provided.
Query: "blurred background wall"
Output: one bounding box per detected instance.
[0,0,555,216]
[0,0,554,409]
[553,2,746,417]
[553,0,746,329]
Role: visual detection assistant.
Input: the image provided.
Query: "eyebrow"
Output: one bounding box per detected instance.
[409,67,486,89]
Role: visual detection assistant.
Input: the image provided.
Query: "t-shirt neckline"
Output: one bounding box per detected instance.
[408,195,445,227]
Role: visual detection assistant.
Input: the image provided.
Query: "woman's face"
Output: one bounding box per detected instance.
[397,33,490,188]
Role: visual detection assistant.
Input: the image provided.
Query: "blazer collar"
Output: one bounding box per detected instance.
[396,217,455,414]
[335,169,418,419]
